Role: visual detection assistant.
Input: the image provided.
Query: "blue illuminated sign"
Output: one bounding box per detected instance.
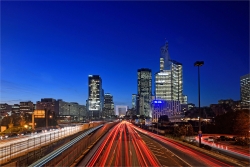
[154,100,162,104]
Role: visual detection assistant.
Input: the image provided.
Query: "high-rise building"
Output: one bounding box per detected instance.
[132,94,136,109]
[36,98,59,116]
[240,73,250,107]
[67,102,86,121]
[137,68,152,116]
[12,104,20,114]
[155,42,187,104]
[20,101,34,115]
[88,75,102,119]
[103,93,114,118]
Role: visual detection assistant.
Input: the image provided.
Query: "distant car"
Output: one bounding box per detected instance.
[219,136,226,141]
[18,130,29,136]
[0,133,6,139]
[5,133,17,138]
[219,136,230,141]
[231,136,237,141]
[36,129,42,133]
[208,137,215,142]
[10,133,18,137]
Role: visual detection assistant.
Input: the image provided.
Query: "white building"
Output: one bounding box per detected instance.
[155,42,187,103]
[115,105,128,117]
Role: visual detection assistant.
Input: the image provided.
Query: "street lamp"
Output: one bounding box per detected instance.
[194,61,204,147]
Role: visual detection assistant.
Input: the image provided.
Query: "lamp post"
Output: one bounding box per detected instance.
[194,61,204,147]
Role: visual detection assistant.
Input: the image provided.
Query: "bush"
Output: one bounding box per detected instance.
[204,145,212,150]
[234,138,250,146]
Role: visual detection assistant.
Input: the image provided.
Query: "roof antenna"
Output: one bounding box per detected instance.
[165,38,168,44]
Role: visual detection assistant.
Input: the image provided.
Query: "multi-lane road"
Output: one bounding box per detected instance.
[0,125,84,165]
[1,121,249,167]
[83,121,162,167]
[79,121,249,167]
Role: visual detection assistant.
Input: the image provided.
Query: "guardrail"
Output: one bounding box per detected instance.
[29,125,103,167]
[0,124,88,165]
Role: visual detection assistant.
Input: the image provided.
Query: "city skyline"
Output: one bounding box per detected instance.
[1,1,249,107]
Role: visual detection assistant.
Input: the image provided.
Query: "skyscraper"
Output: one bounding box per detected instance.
[88,75,102,119]
[103,93,114,118]
[137,68,152,116]
[132,94,136,109]
[240,73,250,107]
[155,42,187,103]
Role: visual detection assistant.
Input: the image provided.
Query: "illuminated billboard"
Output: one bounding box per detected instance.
[34,110,45,118]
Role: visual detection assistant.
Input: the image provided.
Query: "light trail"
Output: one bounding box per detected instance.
[87,123,121,167]
[87,121,162,167]
[133,125,233,167]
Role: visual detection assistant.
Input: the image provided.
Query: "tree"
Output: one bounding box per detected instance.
[1,116,10,126]
[214,110,236,134]
[173,125,186,137]
[186,124,194,136]
[19,116,26,127]
[233,110,250,138]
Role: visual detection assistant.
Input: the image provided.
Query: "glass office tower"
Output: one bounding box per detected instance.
[137,68,152,116]
[88,75,102,119]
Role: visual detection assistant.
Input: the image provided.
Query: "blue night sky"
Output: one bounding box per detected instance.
[1,1,249,107]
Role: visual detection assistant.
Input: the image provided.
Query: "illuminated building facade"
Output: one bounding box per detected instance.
[103,93,114,118]
[36,98,58,114]
[132,94,136,109]
[20,101,34,115]
[115,105,128,117]
[88,75,102,119]
[137,68,152,116]
[240,73,250,107]
[155,42,187,104]
[151,100,182,122]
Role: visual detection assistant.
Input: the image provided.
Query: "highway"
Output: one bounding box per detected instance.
[2,121,249,167]
[0,124,86,165]
[196,134,250,160]
[82,121,161,167]
[134,125,248,167]
[78,121,247,167]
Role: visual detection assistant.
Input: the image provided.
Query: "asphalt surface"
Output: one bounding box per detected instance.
[76,122,249,167]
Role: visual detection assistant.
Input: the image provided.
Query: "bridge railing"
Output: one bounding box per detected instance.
[28,125,104,167]
[0,123,97,166]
